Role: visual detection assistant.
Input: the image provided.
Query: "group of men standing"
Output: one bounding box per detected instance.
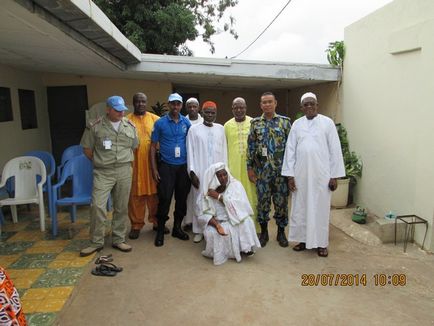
[79,90,344,260]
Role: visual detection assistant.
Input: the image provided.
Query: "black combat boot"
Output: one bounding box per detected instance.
[277,226,289,247]
[154,217,165,247]
[172,216,189,240]
[259,223,269,247]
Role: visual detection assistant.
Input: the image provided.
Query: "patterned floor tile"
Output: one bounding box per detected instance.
[22,288,50,300]
[7,269,45,288]
[0,241,34,255]
[2,221,30,232]
[7,231,45,242]
[63,239,91,252]
[22,299,41,313]
[17,288,26,298]
[37,298,67,312]
[48,260,71,268]
[26,246,64,254]
[46,286,73,299]
[32,240,70,248]
[32,268,84,288]
[0,254,21,267]
[0,231,17,241]
[9,253,58,269]
[25,312,57,326]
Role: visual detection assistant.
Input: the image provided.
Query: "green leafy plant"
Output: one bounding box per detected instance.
[150,101,168,116]
[326,41,345,69]
[336,123,362,185]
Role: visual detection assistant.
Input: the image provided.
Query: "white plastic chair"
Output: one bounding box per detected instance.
[0,156,47,234]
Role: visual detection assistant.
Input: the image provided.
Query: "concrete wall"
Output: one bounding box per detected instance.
[41,73,172,110]
[288,82,340,122]
[343,0,434,251]
[0,64,51,168]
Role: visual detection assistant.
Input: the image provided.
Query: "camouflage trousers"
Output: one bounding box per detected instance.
[256,175,289,227]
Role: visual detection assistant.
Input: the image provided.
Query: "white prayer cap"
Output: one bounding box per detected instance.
[186,97,199,105]
[300,92,317,104]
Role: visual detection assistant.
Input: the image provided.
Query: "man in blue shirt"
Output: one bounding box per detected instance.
[150,93,192,246]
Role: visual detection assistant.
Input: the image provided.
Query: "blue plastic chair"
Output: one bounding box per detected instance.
[51,154,93,236]
[57,145,83,182]
[24,151,55,218]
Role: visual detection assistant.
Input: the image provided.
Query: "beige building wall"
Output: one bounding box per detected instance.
[41,73,172,110]
[176,87,295,124]
[288,82,339,122]
[0,64,51,168]
[343,0,434,251]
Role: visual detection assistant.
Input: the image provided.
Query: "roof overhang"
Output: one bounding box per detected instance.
[0,0,340,90]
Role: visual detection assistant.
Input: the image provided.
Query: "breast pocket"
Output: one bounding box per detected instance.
[119,129,135,148]
[95,130,112,150]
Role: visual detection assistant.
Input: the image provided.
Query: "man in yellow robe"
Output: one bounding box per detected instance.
[224,97,259,232]
[127,92,163,239]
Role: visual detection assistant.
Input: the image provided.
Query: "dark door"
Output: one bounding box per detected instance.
[47,86,88,163]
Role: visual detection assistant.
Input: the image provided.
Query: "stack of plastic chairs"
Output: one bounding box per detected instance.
[0,156,46,235]
[51,154,93,236]
[56,145,83,183]
[24,151,55,218]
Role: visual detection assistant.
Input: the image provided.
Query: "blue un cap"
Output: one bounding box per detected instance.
[107,95,128,112]
[168,93,183,103]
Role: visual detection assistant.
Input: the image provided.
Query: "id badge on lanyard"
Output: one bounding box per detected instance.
[103,138,112,150]
[175,146,181,158]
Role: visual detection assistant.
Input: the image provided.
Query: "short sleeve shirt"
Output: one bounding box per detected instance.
[80,116,139,168]
[151,114,191,165]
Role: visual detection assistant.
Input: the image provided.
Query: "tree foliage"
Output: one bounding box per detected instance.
[94,0,239,55]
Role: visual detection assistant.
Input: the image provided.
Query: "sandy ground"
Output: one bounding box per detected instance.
[56,219,434,326]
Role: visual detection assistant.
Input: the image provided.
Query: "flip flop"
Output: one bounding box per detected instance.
[91,265,117,277]
[100,262,123,273]
[95,254,113,264]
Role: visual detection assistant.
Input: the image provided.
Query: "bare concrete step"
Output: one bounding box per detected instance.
[330,208,407,246]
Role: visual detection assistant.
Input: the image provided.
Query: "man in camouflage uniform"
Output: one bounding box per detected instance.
[247,92,291,248]
[80,95,139,257]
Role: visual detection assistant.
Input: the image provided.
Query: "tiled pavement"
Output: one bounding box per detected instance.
[0,207,98,326]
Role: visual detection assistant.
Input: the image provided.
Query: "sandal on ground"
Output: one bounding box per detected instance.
[100,262,123,273]
[317,247,328,257]
[292,242,306,251]
[91,265,117,277]
[95,254,113,264]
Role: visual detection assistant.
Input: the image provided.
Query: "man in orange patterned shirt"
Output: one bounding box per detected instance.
[127,92,166,239]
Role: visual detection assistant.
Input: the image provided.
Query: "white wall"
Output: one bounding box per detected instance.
[343,0,434,251]
[0,64,51,168]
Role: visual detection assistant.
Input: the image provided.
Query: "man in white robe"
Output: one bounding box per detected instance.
[198,163,261,265]
[281,92,345,257]
[186,101,228,243]
[184,97,204,230]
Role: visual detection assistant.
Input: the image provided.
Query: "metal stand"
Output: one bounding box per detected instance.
[394,215,428,252]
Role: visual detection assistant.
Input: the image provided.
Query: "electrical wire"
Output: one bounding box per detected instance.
[230,0,293,59]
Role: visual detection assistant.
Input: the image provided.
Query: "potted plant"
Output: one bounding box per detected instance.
[332,123,363,207]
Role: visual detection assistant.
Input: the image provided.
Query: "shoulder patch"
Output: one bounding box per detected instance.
[88,117,102,128]
[126,119,136,129]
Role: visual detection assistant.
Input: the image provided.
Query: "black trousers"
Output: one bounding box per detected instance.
[156,162,191,223]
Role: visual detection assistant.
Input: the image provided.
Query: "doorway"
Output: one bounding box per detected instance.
[47,86,88,163]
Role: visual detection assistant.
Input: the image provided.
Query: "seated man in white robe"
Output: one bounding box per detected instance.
[198,163,261,266]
